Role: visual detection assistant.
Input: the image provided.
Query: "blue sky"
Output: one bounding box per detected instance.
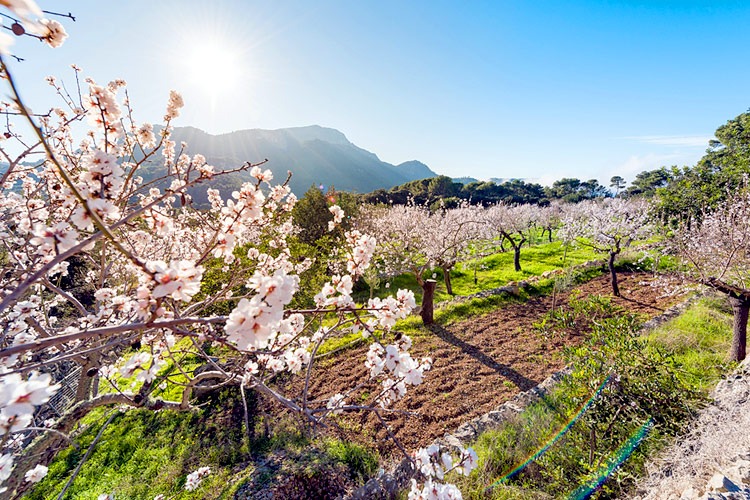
[6,1,750,185]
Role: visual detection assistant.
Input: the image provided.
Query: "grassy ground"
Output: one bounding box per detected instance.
[359,240,600,304]
[643,294,734,392]
[26,388,379,499]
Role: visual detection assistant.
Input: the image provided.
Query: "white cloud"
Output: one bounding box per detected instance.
[606,151,701,184]
[623,135,713,148]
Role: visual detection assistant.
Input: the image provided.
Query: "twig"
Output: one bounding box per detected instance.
[240,383,252,447]
[42,11,76,22]
[56,410,118,500]
[10,427,77,447]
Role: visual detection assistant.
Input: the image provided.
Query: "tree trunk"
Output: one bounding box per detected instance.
[608,251,620,297]
[513,246,522,272]
[75,353,101,402]
[442,266,454,295]
[729,296,749,362]
[421,279,436,325]
[547,226,553,243]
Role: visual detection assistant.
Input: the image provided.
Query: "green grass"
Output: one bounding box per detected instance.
[320,247,608,353]
[644,294,734,391]
[316,330,363,356]
[360,240,600,304]
[96,336,205,403]
[27,387,379,499]
[452,294,735,499]
[27,401,245,499]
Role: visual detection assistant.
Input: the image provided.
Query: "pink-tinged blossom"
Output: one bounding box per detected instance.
[314,274,355,308]
[24,463,48,483]
[184,466,210,491]
[83,84,122,132]
[250,165,273,182]
[343,230,376,276]
[197,162,215,178]
[146,260,204,302]
[0,372,59,419]
[119,352,151,378]
[136,123,156,149]
[365,344,385,377]
[0,453,13,481]
[136,356,166,383]
[265,357,286,373]
[326,393,346,414]
[0,412,32,435]
[162,139,175,165]
[30,222,78,254]
[2,0,42,21]
[380,378,406,407]
[79,198,120,226]
[165,90,184,120]
[458,448,478,476]
[247,269,298,308]
[367,289,415,330]
[328,204,345,231]
[409,445,477,498]
[225,296,280,351]
[99,365,117,378]
[36,18,67,48]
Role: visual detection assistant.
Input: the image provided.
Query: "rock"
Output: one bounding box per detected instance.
[680,486,701,499]
[707,473,741,493]
[725,459,750,486]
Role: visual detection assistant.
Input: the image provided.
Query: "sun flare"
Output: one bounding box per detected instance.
[186,40,242,98]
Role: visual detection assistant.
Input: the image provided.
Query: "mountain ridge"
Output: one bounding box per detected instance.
[159,125,437,195]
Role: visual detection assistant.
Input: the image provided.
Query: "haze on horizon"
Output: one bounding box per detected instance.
[7,0,750,187]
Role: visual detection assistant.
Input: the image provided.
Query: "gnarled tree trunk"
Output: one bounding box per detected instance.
[729,296,749,362]
[442,266,454,296]
[701,278,750,362]
[513,246,522,272]
[608,250,620,297]
[420,279,437,325]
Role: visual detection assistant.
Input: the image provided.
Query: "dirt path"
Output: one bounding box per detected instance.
[300,272,685,457]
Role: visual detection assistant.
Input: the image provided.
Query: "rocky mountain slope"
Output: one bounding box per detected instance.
[158,125,437,196]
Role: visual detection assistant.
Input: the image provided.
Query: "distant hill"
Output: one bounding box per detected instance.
[454,176,536,185]
[489,177,536,184]
[453,176,479,185]
[155,125,437,197]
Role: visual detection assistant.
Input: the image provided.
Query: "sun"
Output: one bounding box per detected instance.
[186,39,242,99]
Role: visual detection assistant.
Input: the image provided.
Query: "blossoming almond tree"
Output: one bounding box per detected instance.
[483,202,540,272]
[357,203,432,288]
[537,200,565,243]
[560,198,652,296]
[676,189,750,361]
[419,202,485,296]
[358,202,484,297]
[0,3,475,497]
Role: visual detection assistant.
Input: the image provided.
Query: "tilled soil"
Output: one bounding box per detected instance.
[293,272,686,458]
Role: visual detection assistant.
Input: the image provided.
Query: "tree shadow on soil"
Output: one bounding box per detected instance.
[619,295,666,312]
[428,325,539,391]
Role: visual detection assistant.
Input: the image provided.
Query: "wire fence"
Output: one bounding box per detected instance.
[39,365,81,418]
